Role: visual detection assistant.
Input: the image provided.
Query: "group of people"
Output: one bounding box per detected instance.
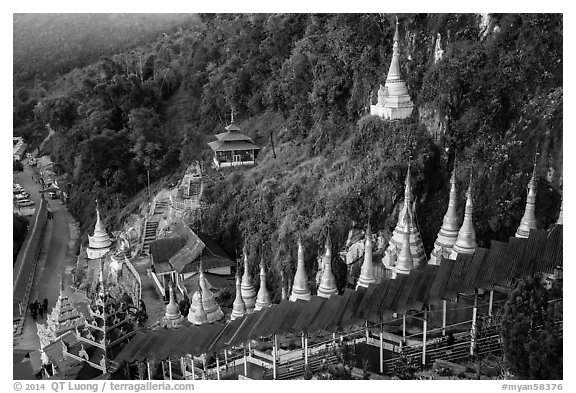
[29,299,48,320]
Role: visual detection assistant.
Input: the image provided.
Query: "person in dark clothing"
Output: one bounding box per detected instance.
[446,332,456,354]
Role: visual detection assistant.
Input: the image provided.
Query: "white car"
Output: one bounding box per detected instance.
[15,193,28,200]
[18,199,35,207]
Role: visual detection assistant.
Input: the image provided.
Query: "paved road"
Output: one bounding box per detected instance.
[13,163,73,377]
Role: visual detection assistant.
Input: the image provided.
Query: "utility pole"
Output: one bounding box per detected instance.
[147,168,151,201]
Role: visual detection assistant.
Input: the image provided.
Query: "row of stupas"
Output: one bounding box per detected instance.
[164,152,555,325]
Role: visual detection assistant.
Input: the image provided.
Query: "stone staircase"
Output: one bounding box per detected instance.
[189,181,202,201]
[141,198,170,255]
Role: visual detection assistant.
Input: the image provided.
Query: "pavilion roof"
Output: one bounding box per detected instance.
[208,140,260,152]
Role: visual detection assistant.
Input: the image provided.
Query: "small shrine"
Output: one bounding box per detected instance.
[187,266,224,324]
[289,238,312,301]
[254,259,272,311]
[516,160,538,238]
[429,166,460,265]
[241,247,257,314]
[450,176,477,259]
[87,203,112,260]
[317,233,338,298]
[370,17,414,120]
[207,112,260,170]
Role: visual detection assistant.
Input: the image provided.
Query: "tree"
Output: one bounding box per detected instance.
[500,275,562,379]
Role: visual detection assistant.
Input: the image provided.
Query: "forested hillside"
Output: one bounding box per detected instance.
[13,14,563,299]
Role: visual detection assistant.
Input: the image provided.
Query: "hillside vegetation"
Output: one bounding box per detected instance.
[13,14,563,299]
[13,13,198,84]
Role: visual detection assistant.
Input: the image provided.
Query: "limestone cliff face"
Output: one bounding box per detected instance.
[418,103,446,141]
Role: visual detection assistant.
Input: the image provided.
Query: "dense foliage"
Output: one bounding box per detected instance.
[501,275,563,379]
[13,14,563,299]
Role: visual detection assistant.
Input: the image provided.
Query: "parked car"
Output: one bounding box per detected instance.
[48,192,58,200]
[18,199,35,207]
[15,193,28,200]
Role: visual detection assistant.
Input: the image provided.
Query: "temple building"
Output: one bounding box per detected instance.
[370,17,414,120]
[450,177,477,259]
[37,280,86,370]
[207,113,260,170]
[62,261,136,375]
[254,259,272,311]
[356,224,376,288]
[429,166,460,265]
[383,164,427,269]
[241,249,257,314]
[317,234,338,298]
[87,205,112,260]
[289,238,312,301]
[516,161,538,238]
[148,220,235,301]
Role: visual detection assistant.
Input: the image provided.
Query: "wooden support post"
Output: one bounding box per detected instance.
[422,308,428,366]
[379,322,384,374]
[488,290,494,321]
[191,357,196,381]
[442,299,447,336]
[365,321,369,341]
[169,359,173,380]
[470,289,478,357]
[332,332,336,344]
[147,360,151,380]
[138,362,144,380]
[215,354,220,380]
[180,357,186,380]
[243,344,248,377]
[224,349,228,369]
[304,333,309,367]
[202,356,207,380]
[402,313,406,341]
[272,334,278,380]
[161,361,166,380]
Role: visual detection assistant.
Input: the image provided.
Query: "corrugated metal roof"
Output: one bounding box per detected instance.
[116,225,563,364]
[150,238,186,264]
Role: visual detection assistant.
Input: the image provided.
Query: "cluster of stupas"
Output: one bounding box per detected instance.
[165,151,550,327]
[382,163,426,274]
[370,17,414,121]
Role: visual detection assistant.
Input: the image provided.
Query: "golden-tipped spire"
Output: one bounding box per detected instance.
[357,223,376,288]
[290,237,311,301]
